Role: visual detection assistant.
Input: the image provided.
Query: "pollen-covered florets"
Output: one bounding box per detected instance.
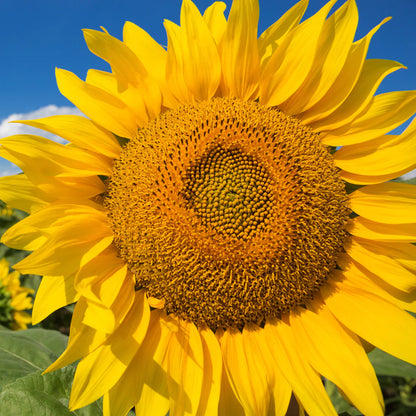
[105,98,350,330]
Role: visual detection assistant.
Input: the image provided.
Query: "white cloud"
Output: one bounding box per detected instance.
[0,105,83,143]
[0,105,83,176]
[399,170,416,181]
[0,161,20,177]
[0,165,21,177]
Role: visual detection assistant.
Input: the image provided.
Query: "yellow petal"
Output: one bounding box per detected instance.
[1,203,109,257]
[167,319,204,416]
[247,326,292,416]
[20,234,112,279]
[83,29,146,88]
[0,174,48,213]
[81,301,116,335]
[163,20,193,106]
[0,134,112,179]
[15,115,120,158]
[262,319,337,416]
[260,0,337,107]
[123,21,167,87]
[347,217,416,242]
[56,68,138,138]
[322,280,416,366]
[197,328,222,416]
[11,205,113,276]
[1,223,46,251]
[2,202,106,246]
[378,242,416,274]
[163,0,223,104]
[258,0,308,71]
[45,298,108,372]
[322,90,416,146]
[348,240,416,277]
[32,274,79,325]
[203,1,227,45]
[334,117,416,176]
[337,259,416,313]
[74,245,123,287]
[268,382,292,416]
[5,201,103,230]
[220,0,260,99]
[345,237,416,292]
[309,59,405,131]
[217,349,245,416]
[134,314,175,416]
[147,296,165,309]
[12,311,32,330]
[340,167,416,185]
[46,175,107,201]
[179,0,221,101]
[106,310,173,416]
[81,270,135,334]
[282,0,359,115]
[83,29,162,124]
[11,292,33,311]
[85,68,153,128]
[300,18,390,125]
[349,182,416,224]
[0,259,11,279]
[79,254,134,320]
[290,305,383,416]
[221,327,272,416]
[69,291,150,410]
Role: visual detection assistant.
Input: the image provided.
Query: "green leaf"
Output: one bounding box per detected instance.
[0,364,102,416]
[369,348,416,378]
[0,327,103,415]
[0,327,67,388]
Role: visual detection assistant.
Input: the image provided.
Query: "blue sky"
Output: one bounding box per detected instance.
[0,0,415,175]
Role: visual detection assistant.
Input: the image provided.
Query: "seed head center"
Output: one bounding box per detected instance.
[104,98,349,330]
[181,146,274,241]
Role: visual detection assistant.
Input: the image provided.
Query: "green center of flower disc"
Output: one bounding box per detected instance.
[105,98,349,330]
[181,146,274,241]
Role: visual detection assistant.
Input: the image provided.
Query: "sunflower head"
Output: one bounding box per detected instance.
[0,0,415,415]
[105,97,350,330]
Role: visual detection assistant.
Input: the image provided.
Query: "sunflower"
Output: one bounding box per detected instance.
[0,258,33,330]
[1,0,416,414]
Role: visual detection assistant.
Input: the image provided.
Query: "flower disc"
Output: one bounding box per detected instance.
[105,98,350,329]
